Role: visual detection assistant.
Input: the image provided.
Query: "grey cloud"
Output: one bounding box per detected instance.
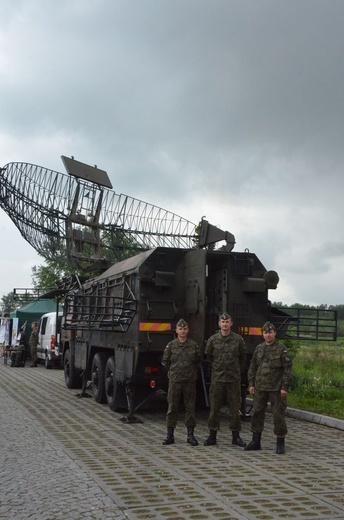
[1,0,344,305]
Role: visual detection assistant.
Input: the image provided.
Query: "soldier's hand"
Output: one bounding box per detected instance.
[281,389,288,399]
[249,386,255,395]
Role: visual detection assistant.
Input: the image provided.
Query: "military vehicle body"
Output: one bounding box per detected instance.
[60,221,332,420]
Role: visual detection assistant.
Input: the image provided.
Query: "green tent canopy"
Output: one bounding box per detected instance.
[10,299,63,329]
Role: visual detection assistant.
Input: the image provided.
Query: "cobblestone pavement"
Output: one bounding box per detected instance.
[0,360,344,520]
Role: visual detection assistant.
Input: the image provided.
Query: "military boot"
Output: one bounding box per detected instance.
[276,437,285,454]
[244,432,262,451]
[232,431,247,447]
[162,427,175,445]
[187,427,199,446]
[204,429,217,446]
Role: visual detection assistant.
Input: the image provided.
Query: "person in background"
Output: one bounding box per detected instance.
[10,327,27,367]
[204,312,247,448]
[162,319,202,446]
[29,321,39,367]
[245,321,293,454]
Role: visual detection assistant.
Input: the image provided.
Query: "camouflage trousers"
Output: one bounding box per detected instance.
[250,389,287,437]
[166,380,197,428]
[30,344,38,363]
[207,381,241,432]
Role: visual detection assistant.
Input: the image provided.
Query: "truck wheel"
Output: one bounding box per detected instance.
[91,352,107,404]
[105,356,126,412]
[64,349,82,389]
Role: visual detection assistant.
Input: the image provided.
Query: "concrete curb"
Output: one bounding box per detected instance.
[246,398,344,431]
[285,407,344,431]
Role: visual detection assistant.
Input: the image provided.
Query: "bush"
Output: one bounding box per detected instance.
[283,339,300,358]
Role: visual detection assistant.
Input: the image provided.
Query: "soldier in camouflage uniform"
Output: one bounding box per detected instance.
[29,321,39,367]
[161,319,202,446]
[245,321,293,454]
[204,313,247,448]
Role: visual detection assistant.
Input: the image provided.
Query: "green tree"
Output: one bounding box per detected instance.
[0,292,21,314]
[30,226,144,291]
[31,261,76,292]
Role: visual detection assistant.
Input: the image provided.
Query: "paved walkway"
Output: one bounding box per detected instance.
[0,387,126,520]
[0,360,344,520]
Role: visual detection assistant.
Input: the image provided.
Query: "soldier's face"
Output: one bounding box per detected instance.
[176,325,189,340]
[218,318,232,334]
[263,329,276,344]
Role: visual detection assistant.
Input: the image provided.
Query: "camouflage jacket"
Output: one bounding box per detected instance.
[248,340,293,392]
[162,338,202,383]
[205,331,246,383]
[29,329,38,348]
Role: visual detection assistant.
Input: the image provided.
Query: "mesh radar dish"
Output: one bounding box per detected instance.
[0,156,197,271]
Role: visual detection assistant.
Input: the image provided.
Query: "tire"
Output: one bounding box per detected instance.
[91,352,107,404]
[64,349,82,389]
[105,356,126,412]
[45,352,52,369]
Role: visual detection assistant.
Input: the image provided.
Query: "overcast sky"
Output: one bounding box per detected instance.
[1,0,344,306]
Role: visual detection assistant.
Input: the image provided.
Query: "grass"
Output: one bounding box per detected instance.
[288,339,344,420]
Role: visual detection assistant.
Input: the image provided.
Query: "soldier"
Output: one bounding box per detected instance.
[204,312,247,447]
[12,327,27,367]
[245,321,293,454]
[161,319,202,446]
[29,321,39,367]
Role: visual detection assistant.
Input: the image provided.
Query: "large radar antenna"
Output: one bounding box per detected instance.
[0,156,198,270]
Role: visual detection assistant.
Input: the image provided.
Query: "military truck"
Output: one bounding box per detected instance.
[59,221,337,421]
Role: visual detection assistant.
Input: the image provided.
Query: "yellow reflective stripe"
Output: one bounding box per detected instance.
[139,322,172,332]
[239,326,263,336]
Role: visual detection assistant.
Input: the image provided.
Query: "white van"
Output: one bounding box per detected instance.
[37,311,63,368]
